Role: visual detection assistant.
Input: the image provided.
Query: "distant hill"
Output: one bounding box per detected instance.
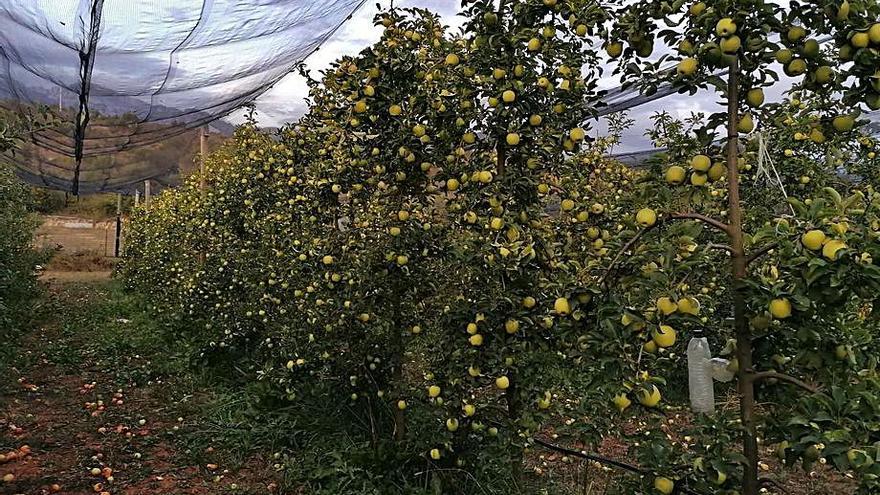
[5,114,234,195]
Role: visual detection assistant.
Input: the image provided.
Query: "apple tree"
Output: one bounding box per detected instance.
[586,0,880,493]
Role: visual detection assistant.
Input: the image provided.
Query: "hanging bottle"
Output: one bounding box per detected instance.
[688,334,715,414]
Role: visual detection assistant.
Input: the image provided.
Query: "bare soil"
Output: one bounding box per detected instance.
[44,252,117,273]
[0,280,282,495]
[39,271,114,283]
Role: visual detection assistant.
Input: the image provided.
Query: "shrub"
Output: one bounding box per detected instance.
[0,166,41,336]
[121,1,880,494]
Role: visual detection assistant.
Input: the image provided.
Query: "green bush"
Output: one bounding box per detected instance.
[0,107,53,344]
[120,1,880,494]
[0,166,41,335]
[28,187,68,214]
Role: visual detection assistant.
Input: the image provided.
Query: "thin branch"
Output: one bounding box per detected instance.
[751,370,820,394]
[746,233,801,265]
[598,223,656,286]
[494,0,509,178]
[532,438,706,495]
[532,438,643,474]
[707,243,735,254]
[668,212,731,234]
[745,242,778,265]
[599,212,730,287]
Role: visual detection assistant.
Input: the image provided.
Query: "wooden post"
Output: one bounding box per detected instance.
[144,180,151,206]
[114,193,122,257]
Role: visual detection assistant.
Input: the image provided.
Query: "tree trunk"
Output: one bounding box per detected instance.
[390,266,406,442]
[725,58,759,495]
[391,322,406,442]
[506,374,523,486]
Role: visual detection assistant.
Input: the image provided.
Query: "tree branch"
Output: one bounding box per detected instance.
[532,438,706,495]
[532,438,643,474]
[751,370,819,394]
[598,223,657,286]
[759,476,789,494]
[707,243,735,254]
[668,212,731,235]
[599,212,731,287]
[745,242,778,265]
[494,0,509,179]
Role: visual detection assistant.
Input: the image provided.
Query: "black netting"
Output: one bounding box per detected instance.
[0,0,365,194]
[1,9,875,192]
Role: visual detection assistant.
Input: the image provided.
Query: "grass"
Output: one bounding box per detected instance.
[45,287,429,491]
[1,279,655,495]
[37,281,192,379]
[44,251,117,272]
[31,190,134,220]
[0,278,289,494]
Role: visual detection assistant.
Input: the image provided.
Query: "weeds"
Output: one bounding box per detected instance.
[6,279,578,494]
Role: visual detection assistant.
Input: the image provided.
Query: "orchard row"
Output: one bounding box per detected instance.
[122,1,880,494]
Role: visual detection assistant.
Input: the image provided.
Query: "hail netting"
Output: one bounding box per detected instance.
[0,0,364,194]
[0,5,875,194]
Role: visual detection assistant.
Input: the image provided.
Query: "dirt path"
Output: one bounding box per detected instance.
[0,279,280,495]
[39,271,113,283]
[35,216,120,258]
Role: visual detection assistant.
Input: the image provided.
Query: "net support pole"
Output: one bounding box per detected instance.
[198,124,209,264]
[200,124,208,199]
[71,0,105,195]
[144,180,151,206]
[114,193,122,257]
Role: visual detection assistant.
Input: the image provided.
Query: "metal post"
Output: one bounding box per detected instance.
[114,193,122,257]
[144,180,151,206]
[134,189,139,207]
